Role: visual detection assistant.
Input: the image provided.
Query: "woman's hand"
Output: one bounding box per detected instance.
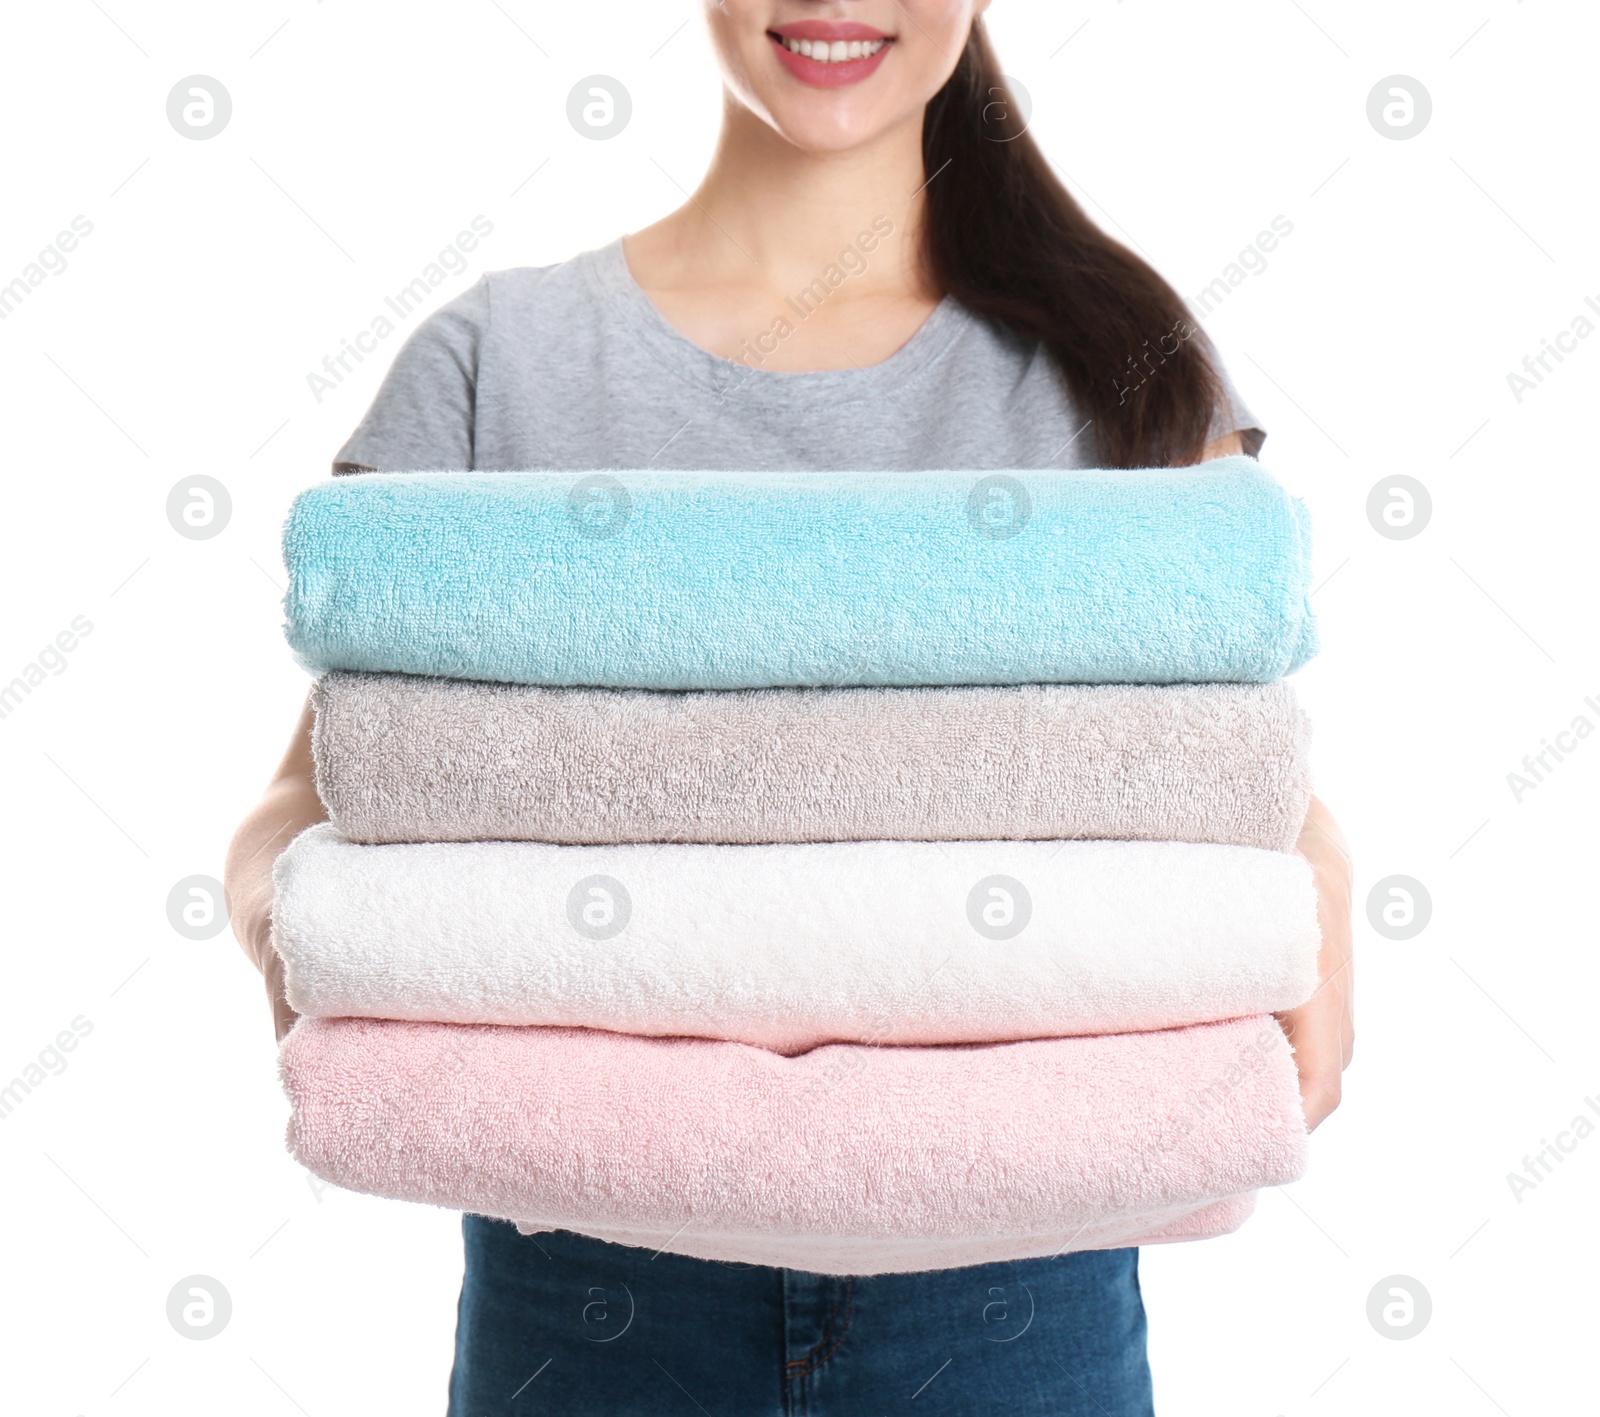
[1196,433,1350,1126]
[224,695,327,1042]
[1279,795,1355,1130]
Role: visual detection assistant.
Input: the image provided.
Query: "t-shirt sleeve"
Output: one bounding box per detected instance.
[1197,331,1266,458]
[329,274,490,474]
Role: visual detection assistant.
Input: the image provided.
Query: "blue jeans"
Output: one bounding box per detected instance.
[448,1216,1153,1415]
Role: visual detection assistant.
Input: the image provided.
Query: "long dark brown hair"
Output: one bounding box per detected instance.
[921,20,1224,468]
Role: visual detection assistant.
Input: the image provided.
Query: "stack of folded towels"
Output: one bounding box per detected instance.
[274,455,1322,1274]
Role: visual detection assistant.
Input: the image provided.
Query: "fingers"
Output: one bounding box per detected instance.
[1302,1042,1344,1133]
[1278,956,1350,1132]
[272,990,300,1045]
[1276,795,1357,1131]
[1308,948,1355,1071]
[262,948,300,1044]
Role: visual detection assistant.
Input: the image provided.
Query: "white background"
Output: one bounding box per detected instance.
[2,1,1595,1413]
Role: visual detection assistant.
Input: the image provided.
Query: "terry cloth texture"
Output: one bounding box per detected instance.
[312,673,1314,851]
[280,1014,1307,1275]
[272,824,1321,1051]
[281,458,1317,689]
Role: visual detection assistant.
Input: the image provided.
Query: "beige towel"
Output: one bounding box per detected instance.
[312,672,1312,850]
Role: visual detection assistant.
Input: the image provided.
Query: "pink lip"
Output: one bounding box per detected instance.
[768,26,894,88]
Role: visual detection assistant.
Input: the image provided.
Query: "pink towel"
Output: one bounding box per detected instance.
[281,1014,1307,1274]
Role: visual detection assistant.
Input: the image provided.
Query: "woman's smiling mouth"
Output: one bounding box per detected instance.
[768,21,895,87]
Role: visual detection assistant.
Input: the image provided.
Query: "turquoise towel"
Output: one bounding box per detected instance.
[282,458,1317,689]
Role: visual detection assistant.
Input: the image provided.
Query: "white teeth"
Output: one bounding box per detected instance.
[783,36,886,62]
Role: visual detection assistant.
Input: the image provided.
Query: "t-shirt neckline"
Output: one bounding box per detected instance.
[587,236,965,406]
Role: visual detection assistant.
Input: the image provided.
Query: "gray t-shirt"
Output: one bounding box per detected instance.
[332,237,1264,475]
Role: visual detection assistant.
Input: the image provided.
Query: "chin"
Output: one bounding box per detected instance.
[760,94,908,154]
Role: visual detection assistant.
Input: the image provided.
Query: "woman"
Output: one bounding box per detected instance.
[228,4,1354,1412]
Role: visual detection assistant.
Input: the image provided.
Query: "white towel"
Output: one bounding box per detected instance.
[274,825,1320,1052]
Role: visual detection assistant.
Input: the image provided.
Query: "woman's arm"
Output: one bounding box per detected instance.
[1283,794,1355,1129]
[224,695,327,1041]
[1197,433,1356,1127]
